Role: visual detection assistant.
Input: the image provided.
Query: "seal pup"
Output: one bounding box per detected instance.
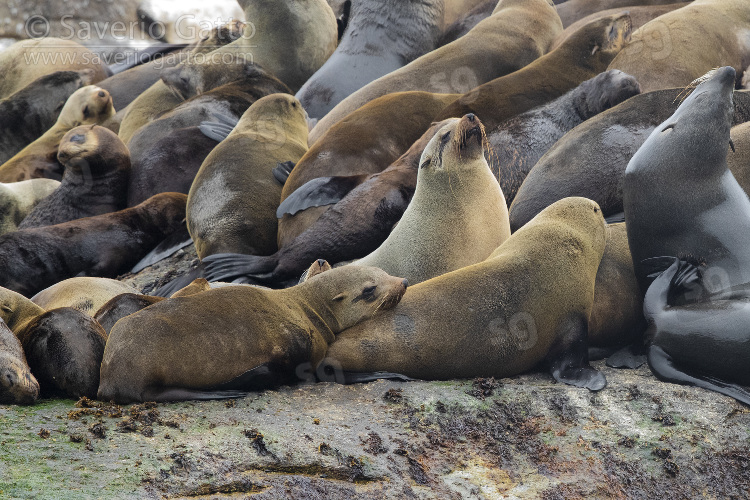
[0,319,39,405]
[296,0,444,119]
[507,88,750,230]
[644,259,750,405]
[608,0,750,92]
[18,126,130,229]
[31,278,139,317]
[0,193,187,297]
[0,38,109,99]
[278,91,459,247]
[17,307,107,399]
[126,69,290,206]
[309,0,563,143]
[324,197,607,389]
[98,265,408,403]
[211,119,457,288]
[436,13,633,129]
[488,70,640,205]
[0,70,94,164]
[352,114,511,285]
[0,87,115,182]
[0,180,60,236]
[624,67,750,293]
[188,94,309,259]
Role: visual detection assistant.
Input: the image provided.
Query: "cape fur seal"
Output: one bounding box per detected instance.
[353,114,511,284]
[31,278,139,317]
[0,86,115,182]
[98,265,408,403]
[0,318,39,405]
[187,94,309,259]
[18,125,130,229]
[324,197,607,389]
[309,0,563,144]
[0,70,94,164]
[296,0,444,119]
[0,193,187,297]
[0,180,60,236]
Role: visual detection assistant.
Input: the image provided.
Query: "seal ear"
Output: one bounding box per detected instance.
[332,293,346,302]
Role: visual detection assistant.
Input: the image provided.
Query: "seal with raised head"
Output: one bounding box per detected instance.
[0,179,60,236]
[436,13,633,129]
[0,70,94,164]
[98,265,408,403]
[624,67,750,292]
[296,0,444,119]
[0,86,115,182]
[205,119,458,288]
[188,94,309,259]
[487,69,640,205]
[31,278,139,317]
[607,0,750,92]
[309,0,563,144]
[18,125,130,229]
[0,192,187,297]
[324,197,607,389]
[0,318,39,405]
[0,38,109,99]
[352,114,511,284]
[127,69,290,207]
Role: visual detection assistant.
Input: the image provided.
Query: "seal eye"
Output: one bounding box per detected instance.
[440,132,451,145]
[82,105,90,118]
[362,285,377,297]
[1,305,11,313]
[70,134,86,144]
[419,158,431,169]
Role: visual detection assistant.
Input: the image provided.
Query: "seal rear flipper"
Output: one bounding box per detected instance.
[140,387,248,402]
[130,221,193,273]
[605,343,647,369]
[272,161,296,185]
[212,363,290,391]
[275,175,368,218]
[152,266,205,297]
[202,253,277,283]
[548,315,607,391]
[334,371,416,384]
[199,113,239,142]
[648,345,750,406]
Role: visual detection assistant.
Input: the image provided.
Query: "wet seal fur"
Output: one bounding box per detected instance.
[324,197,607,390]
[0,193,187,297]
[353,114,511,285]
[98,265,408,403]
[18,125,130,229]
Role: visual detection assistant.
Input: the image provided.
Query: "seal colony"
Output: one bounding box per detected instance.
[0,0,750,411]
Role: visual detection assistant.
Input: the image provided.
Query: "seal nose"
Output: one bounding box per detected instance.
[466,113,476,122]
[402,278,409,289]
[98,90,106,98]
[316,259,326,266]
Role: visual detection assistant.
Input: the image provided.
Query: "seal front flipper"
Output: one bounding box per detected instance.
[203,253,277,284]
[198,113,240,142]
[275,175,368,218]
[648,345,750,406]
[140,387,248,402]
[333,371,416,384]
[273,161,296,185]
[547,315,607,391]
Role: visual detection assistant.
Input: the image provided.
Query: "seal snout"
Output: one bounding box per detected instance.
[459,113,484,147]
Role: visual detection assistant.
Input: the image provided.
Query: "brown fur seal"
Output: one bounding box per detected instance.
[551,3,690,50]
[309,0,563,144]
[0,179,60,235]
[0,287,45,333]
[608,0,750,92]
[436,13,633,129]
[0,319,39,405]
[438,0,496,46]
[279,91,459,247]
[589,222,643,347]
[296,0,444,119]
[98,265,408,403]
[0,70,94,164]
[126,69,290,207]
[17,307,106,399]
[18,125,130,229]
[508,89,750,230]
[555,0,688,28]
[0,193,187,297]
[0,38,109,99]
[210,120,457,288]
[324,197,607,389]
[31,278,138,317]
[187,94,309,259]
[487,70,640,205]
[0,86,115,182]
[213,0,337,92]
[353,114,511,284]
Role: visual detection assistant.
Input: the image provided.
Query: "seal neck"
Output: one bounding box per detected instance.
[288,283,341,342]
